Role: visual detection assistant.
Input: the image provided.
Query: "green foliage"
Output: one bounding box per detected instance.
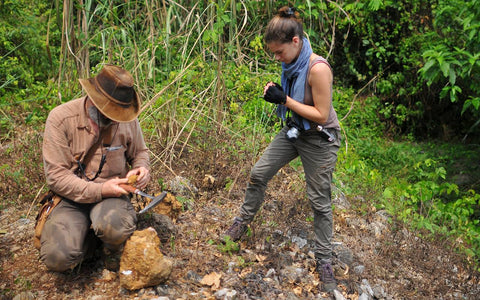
[382,158,480,262]
[0,1,58,95]
[417,0,480,136]
[3,0,479,140]
[0,0,60,138]
[333,89,385,138]
[217,236,240,255]
[337,121,480,263]
[432,190,480,259]
[328,1,435,137]
[285,0,479,139]
[334,86,480,263]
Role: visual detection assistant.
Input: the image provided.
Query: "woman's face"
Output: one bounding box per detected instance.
[267,36,302,64]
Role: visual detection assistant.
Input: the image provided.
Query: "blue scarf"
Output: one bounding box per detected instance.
[277,37,313,130]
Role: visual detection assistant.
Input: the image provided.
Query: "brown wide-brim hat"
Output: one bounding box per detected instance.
[79,64,141,122]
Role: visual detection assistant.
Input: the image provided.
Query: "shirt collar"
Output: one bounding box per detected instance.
[78,96,94,133]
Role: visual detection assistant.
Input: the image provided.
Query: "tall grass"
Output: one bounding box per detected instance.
[53,1,278,165]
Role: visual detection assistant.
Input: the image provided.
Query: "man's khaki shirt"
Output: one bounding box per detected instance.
[43,97,149,203]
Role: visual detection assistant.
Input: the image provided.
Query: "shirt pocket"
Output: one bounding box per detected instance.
[103,145,127,178]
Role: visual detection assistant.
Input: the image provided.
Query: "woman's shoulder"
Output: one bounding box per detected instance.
[309,53,320,62]
[309,53,329,65]
[307,54,333,85]
[308,54,332,74]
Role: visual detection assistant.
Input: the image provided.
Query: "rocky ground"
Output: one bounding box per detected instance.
[1,169,480,300]
[1,128,479,300]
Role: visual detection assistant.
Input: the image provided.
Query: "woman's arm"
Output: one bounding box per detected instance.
[284,62,333,124]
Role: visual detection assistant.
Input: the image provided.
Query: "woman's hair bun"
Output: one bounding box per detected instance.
[279,7,297,18]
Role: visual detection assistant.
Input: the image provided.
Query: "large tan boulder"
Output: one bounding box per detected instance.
[119,227,173,290]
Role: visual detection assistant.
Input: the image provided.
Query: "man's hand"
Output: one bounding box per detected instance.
[126,167,150,189]
[102,177,130,198]
[264,82,287,105]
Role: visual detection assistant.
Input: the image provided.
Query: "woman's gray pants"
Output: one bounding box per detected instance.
[239,126,340,260]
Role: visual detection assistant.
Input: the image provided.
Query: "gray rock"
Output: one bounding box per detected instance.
[265,268,276,278]
[151,213,177,243]
[291,235,308,249]
[155,284,170,296]
[372,284,386,299]
[333,289,346,300]
[227,261,238,273]
[374,210,392,222]
[333,242,354,266]
[276,252,294,267]
[367,221,387,237]
[332,186,350,210]
[346,217,367,229]
[360,279,374,297]
[285,292,300,300]
[185,270,202,282]
[354,265,365,274]
[358,293,370,300]
[168,176,198,197]
[280,265,306,284]
[215,288,238,300]
[12,292,35,300]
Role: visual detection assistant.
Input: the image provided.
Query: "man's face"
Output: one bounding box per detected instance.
[88,105,112,128]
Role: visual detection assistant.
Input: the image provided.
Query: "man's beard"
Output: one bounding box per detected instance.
[88,105,112,128]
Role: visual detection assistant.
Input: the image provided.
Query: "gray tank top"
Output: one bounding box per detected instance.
[303,56,340,130]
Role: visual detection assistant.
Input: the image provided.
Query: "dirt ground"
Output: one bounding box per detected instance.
[1,126,479,300]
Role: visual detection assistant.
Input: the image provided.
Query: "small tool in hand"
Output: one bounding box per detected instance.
[119,184,168,215]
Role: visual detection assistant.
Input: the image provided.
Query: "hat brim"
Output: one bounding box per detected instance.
[79,78,140,122]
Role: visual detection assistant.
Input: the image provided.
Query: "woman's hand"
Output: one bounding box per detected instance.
[263,82,287,105]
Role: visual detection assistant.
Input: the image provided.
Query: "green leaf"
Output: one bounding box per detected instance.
[368,0,383,11]
[448,68,456,85]
[440,61,450,77]
[421,59,435,72]
[383,188,394,199]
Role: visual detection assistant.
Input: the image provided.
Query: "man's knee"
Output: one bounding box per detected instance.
[41,246,82,272]
[93,217,136,247]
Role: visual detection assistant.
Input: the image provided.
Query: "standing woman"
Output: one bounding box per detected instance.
[224,7,341,292]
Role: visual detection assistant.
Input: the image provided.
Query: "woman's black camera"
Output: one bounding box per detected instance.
[286,119,302,143]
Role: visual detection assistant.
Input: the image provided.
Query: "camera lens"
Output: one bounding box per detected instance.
[286,127,300,143]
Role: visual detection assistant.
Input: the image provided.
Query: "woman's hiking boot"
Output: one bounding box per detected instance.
[317,259,337,292]
[223,217,248,242]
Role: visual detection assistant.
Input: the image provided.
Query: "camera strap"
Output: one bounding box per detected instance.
[286,110,304,132]
[76,124,116,181]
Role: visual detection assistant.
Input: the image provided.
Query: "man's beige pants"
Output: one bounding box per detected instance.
[40,196,137,272]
